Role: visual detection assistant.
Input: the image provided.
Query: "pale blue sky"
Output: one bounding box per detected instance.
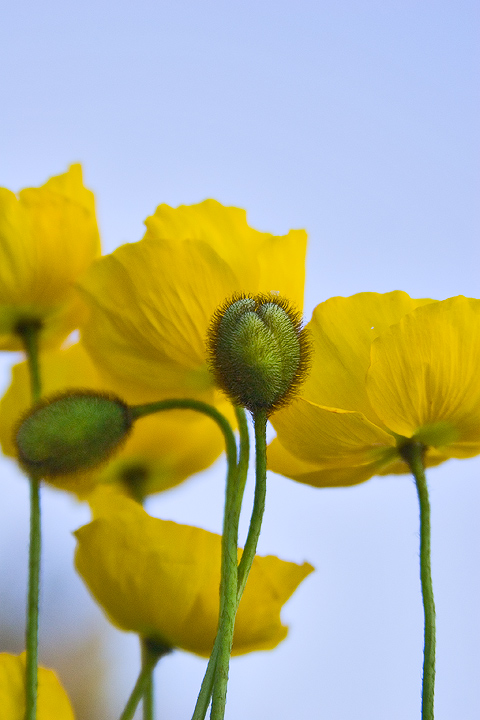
[0,2,479,718]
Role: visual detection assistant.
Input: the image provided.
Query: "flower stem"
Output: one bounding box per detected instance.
[401,441,436,720]
[26,473,41,720]
[191,406,249,720]
[16,321,42,720]
[133,398,240,720]
[119,640,171,720]
[141,638,154,720]
[210,408,268,720]
[209,439,241,718]
[236,409,267,600]
[231,406,250,534]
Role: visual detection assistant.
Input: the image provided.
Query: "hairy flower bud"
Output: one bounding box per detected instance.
[15,391,132,476]
[207,293,311,414]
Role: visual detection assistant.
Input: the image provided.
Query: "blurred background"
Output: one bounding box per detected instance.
[0,1,479,718]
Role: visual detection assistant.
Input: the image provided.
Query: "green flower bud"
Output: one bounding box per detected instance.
[207,293,311,414]
[15,391,132,476]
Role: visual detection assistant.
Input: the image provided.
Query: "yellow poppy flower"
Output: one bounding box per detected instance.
[0,652,74,720]
[268,293,480,487]
[74,492,313,657]
[0,164,100,350]
[78,200,306,402]
[0,343,230,497]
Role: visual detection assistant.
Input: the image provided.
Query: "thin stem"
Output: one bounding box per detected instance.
[17,321,42,403]
[141,638,154,720]
[131,398,234,438]
[210,409,268,720]
[232,406,250,516]
[16,321,42,720]
[133,397,241,720]
[26,474,41,720]
[191,406,249,720]
[207,448,240,718]
[401,441,436,720]
[192,643,219,720]
[119,640,171,720]
[236,409,267,600]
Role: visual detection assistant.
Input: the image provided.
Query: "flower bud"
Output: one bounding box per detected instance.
[16,391,132,476]
[207,293,311,414]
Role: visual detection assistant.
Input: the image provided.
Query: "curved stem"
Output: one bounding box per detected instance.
[401,441,436,720]
[236,409,267,600]
[119,640,171,720]
[210,409,268,720]
[207,439,239,719]
[131,398,234,442]
[191,406,249,720]
[16,321,42,720]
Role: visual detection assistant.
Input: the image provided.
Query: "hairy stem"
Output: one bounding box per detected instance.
[401,441,436,720]
[16,321,42,720]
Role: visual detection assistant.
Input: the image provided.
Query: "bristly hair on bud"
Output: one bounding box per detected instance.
[15,390,133,477]
[206,292,312,415]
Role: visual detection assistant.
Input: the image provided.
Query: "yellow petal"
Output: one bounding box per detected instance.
[0,165,100,350]
[74,497,313,657]
[268,396,399,487]
[79,201,306,399]
[270,397,396,467]
[0,652,75,720]
[143,200,307,309]
[300,292,435,426]
[268,436,448,486]
[0,343,229,497]
[268,438,393,487]
[232,551,313,655]
[79,237,234,399]
[251,229,306,311]
[367,296,480,457]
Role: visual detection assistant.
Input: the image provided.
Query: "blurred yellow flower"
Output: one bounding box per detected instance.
[74,492,313,657]
[0,343,230,497]
[268,293,480,487]
[0,165,100,350]
[0,652,74,720]
[78,200,306,402]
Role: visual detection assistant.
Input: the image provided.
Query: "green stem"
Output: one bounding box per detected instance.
[236,409,267,600]
[231,406,250,538]
[119,640,171,720]
[16,321,42,720]
[26,474,41,720]
[17,321,42,403]
[208,445,240,718]
[133,399,240,720]
[131,398,233,434]
[191,406,249,720]
[210,409,267,720]
[141,638,154,720]
[401,441,436,720]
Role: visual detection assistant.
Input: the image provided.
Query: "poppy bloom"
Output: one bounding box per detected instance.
[268,292,480,486]
[0,165,100,350]
[78,200,306,403]
[74,493,313,657]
